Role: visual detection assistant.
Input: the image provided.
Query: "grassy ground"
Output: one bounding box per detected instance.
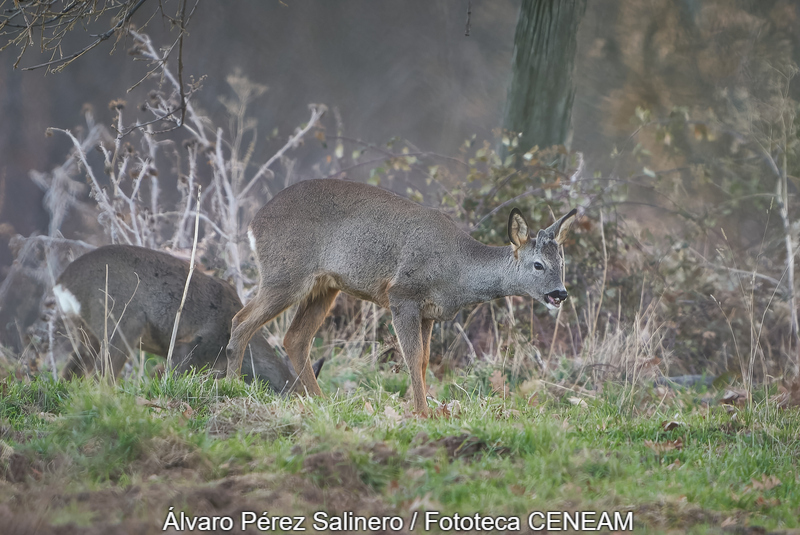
[1,354,799,534]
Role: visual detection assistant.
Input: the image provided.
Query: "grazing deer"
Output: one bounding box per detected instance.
[54,245,322,393]
[226,179,577,415]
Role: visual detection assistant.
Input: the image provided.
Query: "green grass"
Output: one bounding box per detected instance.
[1,360,799,534]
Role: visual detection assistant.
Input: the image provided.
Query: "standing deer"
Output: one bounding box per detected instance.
[54,245,322,393]
[227,179,577,415]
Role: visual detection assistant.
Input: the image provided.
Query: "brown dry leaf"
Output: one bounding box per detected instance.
[661,420,682,431]
[746,474,781,493]
[508,484,527,496]
[434,400,462,419]
[772,377,800,409]
[180,402,194,419]
[755,496,781,508]
[721,389,747,407]
[720,517,737,528]
[387,480,400,494]
[489,370,509,397]
[364,401,375,415]
[644,438,683,454]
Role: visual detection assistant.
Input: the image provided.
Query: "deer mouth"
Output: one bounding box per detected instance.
[545,294,562,308]
[544,290,568,309]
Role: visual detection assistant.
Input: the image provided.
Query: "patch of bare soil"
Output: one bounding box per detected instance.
[632,501,799,535]
[0,457,411,534]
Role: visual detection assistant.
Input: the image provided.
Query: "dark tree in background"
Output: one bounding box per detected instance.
[502,0,587,152]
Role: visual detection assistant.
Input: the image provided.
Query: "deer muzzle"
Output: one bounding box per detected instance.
[545,289,568,308]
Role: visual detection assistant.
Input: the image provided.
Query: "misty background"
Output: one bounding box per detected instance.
[4,0,795,275]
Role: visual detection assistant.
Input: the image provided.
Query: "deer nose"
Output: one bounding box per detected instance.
[548,289,568,301]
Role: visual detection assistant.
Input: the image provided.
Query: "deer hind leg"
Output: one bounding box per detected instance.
[390,301,428,415]
[283,287,339,397]
[227,290,294,379]
[420,318,434,394]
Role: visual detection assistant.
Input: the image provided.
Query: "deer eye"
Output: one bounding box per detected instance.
[534,262,544,271]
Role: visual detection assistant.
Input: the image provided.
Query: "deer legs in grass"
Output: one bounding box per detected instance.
[283,288,339,396]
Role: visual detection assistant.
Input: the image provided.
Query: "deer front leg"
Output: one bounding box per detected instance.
[390,301,428,415]
[420,318,434,394]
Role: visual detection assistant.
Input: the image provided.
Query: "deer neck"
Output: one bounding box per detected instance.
[457,238,521,306]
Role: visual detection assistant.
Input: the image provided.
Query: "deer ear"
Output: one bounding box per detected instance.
[508,208,530,248]
[550,208,578,245]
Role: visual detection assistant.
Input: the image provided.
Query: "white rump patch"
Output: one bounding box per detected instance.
[53,284,81,316]
[247,227,257,253]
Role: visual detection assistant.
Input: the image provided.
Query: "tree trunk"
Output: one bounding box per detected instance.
[502,0,587,153]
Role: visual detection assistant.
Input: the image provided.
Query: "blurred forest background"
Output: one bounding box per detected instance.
[0,0,799,392]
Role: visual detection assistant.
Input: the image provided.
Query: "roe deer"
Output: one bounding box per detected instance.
[54,244,322,393]
[227,179,577,414]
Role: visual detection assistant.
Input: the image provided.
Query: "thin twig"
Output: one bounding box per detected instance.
[22,0,149,71]
[238,105,326,200]
[166,184,201,368]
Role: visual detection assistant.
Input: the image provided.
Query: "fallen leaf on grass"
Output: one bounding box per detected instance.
[755,496,781,508]
[644,438,683,454]
[508,484,527,496]
[746,474,781,492]
[720,517,737,528]
[364,401,375,415]
[434,400,462,419]
[720,389,747,407]
[771,377,800,408]
[661,420,682,431]
[179,402,194,419]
